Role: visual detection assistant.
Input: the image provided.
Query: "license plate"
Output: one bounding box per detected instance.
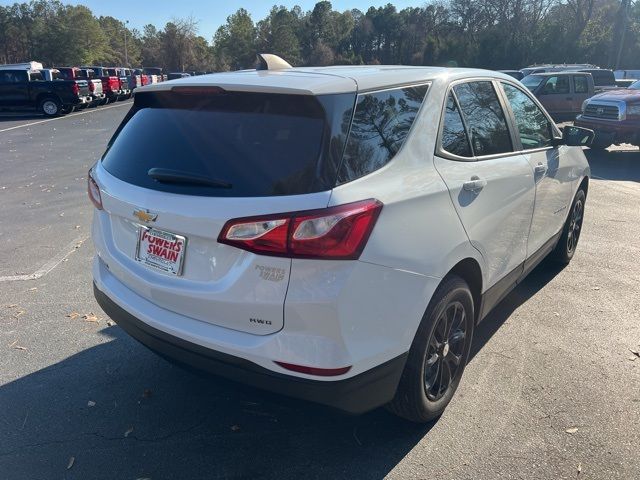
[135,226,186,276]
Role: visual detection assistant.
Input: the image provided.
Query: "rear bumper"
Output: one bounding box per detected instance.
[94,282,407,414]
[69,96,91,106]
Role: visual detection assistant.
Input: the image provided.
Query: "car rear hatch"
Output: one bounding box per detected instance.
[91,79,103,95]
[94,87,355,335]
[75,79,90,96]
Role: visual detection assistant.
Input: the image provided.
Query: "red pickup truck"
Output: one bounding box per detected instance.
[82,66,121,103]
[574,80,640,149]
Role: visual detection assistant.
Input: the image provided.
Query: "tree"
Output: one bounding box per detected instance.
[212,8,256,71]
[257,6,303,65]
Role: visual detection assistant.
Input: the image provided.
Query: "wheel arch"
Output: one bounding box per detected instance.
[36,92,62,105]
[578,175,589,197]
[446,257,483,324]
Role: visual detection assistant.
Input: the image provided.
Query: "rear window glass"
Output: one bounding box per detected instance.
[337,84,429,184]
[101,91,354,197]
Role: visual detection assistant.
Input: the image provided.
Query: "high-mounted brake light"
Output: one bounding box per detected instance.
[87,169,103,210]
[171,86,226,95]
[218,199,383,260]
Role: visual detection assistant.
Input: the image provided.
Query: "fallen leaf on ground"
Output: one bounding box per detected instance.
[82,313,100,323]
[67,456,75,470]
[14,310,25,318]
[577,463,582,475]
[6,304,18,308]
[124,426,134,438]
[230,424,241,432]
[553,312,560,317]
[28,287,37,292]
[106,320,114,326]
[565,427,579,434]
[87,400,96,407]
[9,340,27,351]
[630,349,640,358]
[66,312,80,319]
[592,286,600,290]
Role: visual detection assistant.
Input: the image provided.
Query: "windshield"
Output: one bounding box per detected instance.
[101,91,354,197]
[629,80,640,90]
[521,75,544,91]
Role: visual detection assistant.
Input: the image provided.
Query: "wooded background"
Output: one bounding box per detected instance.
[0,0,637,71]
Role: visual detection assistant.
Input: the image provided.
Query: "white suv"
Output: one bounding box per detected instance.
[90,58,592,422]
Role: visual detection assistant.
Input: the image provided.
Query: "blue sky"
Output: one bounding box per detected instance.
[2,1,424,39]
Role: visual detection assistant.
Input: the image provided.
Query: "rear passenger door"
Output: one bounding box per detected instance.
[434,80,536,298]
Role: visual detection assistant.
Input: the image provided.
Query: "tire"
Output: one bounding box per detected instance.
[39,97,61,117]
[552,188,586,264]
[386,275,474,423]
[60,106,72,115]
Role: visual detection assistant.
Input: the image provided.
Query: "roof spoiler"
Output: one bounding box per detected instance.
[256,54,292,71]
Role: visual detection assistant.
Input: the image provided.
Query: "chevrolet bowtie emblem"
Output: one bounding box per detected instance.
[133,209,158,223]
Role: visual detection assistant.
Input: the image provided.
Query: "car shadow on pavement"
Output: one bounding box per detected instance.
[584,147,640,183]
[0,261,566,480]
[470,259,565,362]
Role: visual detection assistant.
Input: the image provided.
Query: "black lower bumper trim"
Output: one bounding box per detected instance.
[94,283,407,414]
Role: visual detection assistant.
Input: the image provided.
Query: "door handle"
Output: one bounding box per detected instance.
[534,163,547,174]
[463,176,487,192]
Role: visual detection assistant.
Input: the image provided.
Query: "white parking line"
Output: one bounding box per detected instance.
[0,101,131,134]
[0,235,88,282]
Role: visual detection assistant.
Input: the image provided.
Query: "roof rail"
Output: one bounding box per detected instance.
[256,54,292,71]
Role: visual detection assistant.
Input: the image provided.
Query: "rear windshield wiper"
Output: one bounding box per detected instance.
[147,168,232,189]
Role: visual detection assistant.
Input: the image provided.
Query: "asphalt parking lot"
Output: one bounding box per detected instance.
[0,104,639,480]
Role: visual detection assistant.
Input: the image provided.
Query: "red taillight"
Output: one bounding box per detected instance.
[274,361,351,377]
[218,199,382,260]
[87,170,103,210]
[72,82,79,95]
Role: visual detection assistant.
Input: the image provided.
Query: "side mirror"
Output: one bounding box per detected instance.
[553,126,595,147]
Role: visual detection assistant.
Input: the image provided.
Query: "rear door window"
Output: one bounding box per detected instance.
[453,81,513,156]
[337,84,429,183]
[574,76,589,93]
[102,91,354,197]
